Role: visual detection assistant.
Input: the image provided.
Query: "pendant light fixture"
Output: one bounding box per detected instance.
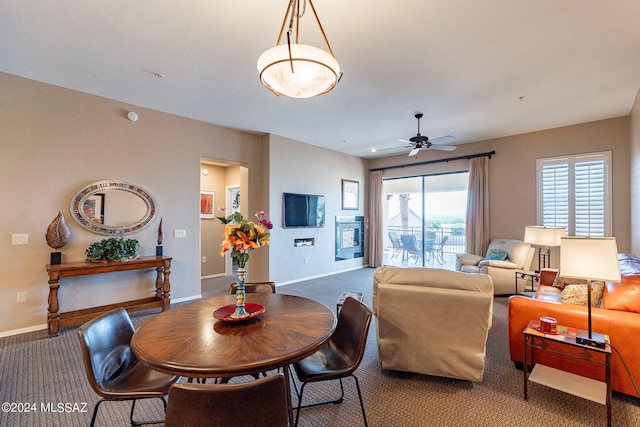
[257,0,342,98]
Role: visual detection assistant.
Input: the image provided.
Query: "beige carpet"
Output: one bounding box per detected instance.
[1,268,639,426]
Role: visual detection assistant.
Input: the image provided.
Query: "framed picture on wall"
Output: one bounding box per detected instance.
[342,179,359,210]
[200,191,215,219]
[228,186,240,215]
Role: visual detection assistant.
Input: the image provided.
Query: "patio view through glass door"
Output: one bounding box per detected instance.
[382,172,468,270]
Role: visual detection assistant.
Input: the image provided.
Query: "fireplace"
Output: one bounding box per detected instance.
[335,216,364,261]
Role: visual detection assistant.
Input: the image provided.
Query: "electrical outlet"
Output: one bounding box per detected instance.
[304,257,309,264]
[16,291,27,303]
[202,257,207,264]
[174,229,186,238]
[12,234,28,245]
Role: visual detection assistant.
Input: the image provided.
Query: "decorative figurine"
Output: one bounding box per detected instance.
[46,211,71,264]
[156,217,164,256]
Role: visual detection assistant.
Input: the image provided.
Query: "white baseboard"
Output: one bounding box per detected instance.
[276,265,369,287]
[0,323,47,338]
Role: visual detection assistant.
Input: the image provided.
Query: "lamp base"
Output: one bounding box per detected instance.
[576,330,606,349]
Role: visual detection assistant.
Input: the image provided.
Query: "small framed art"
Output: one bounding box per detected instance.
[342,179,359,210]
[200,191,215,219]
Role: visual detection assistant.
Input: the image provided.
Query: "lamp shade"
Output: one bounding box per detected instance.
[257,43,340,98]
[524,226,566,247]
[559,237,621,282]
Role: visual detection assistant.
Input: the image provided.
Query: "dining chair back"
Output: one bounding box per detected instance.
[292,297,372,426]
[164,374,289,427]
[77,307,180,427]
[228,281,276,295]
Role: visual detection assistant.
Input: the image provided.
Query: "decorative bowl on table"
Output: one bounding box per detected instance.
[213,303,265,322]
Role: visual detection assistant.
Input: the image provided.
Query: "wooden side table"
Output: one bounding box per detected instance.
[46,256,171,336]
[523,320,612,427]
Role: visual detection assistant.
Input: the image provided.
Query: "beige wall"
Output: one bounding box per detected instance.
[0,73,268,334]
[369,116,632,266]
[631,89,640,254]
[268,134,369,284]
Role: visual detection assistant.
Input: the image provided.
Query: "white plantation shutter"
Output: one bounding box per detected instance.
[574,158,605,236]
[541,161,569,229]
[537,152,611,237]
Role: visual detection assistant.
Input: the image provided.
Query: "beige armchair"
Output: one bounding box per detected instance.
[456,239,534,295]
[372,267,494,382]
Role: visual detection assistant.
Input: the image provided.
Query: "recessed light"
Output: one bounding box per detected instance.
[370,148,377,153]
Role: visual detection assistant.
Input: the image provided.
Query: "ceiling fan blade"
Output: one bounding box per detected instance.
[377,144,412,152]
[429,135,456,144]
[396,138,412,144]
[429,144,457,151]
[408,147,421,156]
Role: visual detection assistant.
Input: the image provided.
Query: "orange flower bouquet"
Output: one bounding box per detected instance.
[217,209,272,268]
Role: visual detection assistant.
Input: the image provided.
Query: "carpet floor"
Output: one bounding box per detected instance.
[1,267,639,426]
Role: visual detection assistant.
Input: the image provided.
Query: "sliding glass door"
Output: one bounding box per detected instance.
[382,172,468,269]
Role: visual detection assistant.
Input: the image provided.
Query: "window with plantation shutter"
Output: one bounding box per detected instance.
[536,152,611,237]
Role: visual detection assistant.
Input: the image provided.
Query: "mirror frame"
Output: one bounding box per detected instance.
[70,180,158,236]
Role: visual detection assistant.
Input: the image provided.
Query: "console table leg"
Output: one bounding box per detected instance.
[48,273,60,336]
[161,259,171,310]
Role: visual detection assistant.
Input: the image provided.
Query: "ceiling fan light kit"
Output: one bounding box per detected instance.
[257,0,342,98]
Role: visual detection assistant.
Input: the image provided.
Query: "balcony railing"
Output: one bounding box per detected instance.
[386,225,465,255]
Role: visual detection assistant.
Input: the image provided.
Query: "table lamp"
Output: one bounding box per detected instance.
[524,226,566,271]
[559,237,621,348]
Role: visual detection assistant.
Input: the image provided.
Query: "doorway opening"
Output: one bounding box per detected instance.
[200,157,248,281]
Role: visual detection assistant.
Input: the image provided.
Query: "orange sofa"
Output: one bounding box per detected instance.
[508,253,640,398]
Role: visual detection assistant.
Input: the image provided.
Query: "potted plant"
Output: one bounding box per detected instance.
[85,237,140,262]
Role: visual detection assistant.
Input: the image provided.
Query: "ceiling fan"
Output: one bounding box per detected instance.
[397,113,456,156]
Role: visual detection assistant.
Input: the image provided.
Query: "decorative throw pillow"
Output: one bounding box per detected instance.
[534,285,562,302]
[477,251,508,265]
[559,282,605,307]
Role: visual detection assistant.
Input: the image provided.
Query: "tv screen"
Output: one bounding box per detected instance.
[283,193,326,228]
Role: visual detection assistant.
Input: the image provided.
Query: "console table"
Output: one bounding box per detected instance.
[46,256,171,336]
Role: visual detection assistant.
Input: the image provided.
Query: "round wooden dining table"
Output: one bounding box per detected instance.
[131,293,336,379]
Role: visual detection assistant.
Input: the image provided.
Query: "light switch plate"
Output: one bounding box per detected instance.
[174,229,186,238]
[12,234,28,245]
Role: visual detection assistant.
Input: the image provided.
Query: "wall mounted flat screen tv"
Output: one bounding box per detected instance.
[283,193,326,228]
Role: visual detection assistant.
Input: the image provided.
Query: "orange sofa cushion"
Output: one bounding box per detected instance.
[602,275,640,314]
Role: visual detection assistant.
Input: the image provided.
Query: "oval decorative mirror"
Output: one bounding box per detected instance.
[70,180,158,235]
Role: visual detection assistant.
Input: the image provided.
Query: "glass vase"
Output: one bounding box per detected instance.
[231,267,249,319]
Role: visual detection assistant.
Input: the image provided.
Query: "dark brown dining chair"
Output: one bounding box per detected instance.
[164,374,289,427]
[228,280,276,295]
[292,297,372,427]
[77,308,181,427]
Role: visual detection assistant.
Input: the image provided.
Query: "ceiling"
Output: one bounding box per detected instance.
[2,1,639,159]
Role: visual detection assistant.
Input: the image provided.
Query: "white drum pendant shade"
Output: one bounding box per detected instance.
[257,43,340,98]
